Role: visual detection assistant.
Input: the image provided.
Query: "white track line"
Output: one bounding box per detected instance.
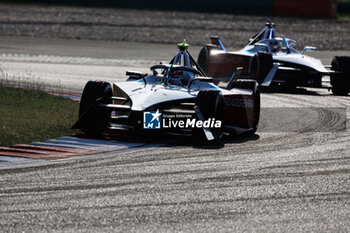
[0,53,163,67]
[31,136,146,151]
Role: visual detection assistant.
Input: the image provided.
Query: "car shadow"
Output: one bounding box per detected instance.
[74,131,260,149]
[260,86,324,96]
[223,133,260,144]
[219,81,329,96]
[166,133,260,149]
[260,86,326,96]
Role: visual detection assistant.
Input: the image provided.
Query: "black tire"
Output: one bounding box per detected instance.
[195,89,225,143]
[330,56,350,96]
[79,81,113,134]
[230,79,260,134]
[251,86,260,134]
[197,45,220,74]
[250,51,273,84]
[197,46,210,74]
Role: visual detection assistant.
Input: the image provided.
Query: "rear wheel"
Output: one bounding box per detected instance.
[251,86,260,134]
[250,51,273,84]
[197,46,210,74]
[195,89,225,143]
[79,81,113,135]
[197,45,222,75]
[230,79,260,134]
[330,56,350,96]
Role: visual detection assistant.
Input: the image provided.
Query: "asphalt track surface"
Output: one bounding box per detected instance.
[0,39,350,232]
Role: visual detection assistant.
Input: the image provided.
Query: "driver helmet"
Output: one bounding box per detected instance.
[268,40,281,53]
[167,69,191,86]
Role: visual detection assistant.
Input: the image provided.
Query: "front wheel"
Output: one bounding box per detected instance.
[250,51,273,84]
[195,89,225,143]
[330,78,350,96]
[78,81,113,135]
[330,56,350,96]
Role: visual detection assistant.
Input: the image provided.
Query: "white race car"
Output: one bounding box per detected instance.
[198,21,350,95]
[72,41,260,143]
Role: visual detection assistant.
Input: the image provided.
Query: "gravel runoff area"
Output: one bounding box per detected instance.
[0,4,350,50]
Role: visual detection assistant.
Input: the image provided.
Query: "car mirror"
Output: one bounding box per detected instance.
[301,46,317,55]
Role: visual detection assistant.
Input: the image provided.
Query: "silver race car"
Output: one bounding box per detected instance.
[198,21,350,95]
[72,41,260,143]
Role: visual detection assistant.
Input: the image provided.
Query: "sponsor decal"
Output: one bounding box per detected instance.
[210,56,246,64]
[163,117,221,129]
[143,110,162,129]
[143,111,221,129]
[225,97,254,108]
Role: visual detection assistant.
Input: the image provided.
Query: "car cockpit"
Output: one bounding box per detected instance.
[246,21,297,55]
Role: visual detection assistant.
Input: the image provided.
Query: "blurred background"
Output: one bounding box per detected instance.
[0,0,349,50]
[0,0,348,18]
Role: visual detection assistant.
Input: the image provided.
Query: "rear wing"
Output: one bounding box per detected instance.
[210,36,226,52]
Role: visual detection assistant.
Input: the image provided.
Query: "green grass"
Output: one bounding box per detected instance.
[337,13,350,20]
[0,85,79,147]
[338,0,350,19]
